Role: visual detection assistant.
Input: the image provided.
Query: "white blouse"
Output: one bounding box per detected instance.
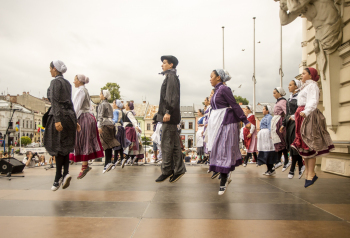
[73,85,88,119]
[123,110,139,129]
[297,80,320,117]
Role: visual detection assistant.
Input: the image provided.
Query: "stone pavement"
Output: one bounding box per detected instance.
[0,163,349,238]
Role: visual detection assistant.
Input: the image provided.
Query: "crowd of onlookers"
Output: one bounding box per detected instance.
[0,150,56,169]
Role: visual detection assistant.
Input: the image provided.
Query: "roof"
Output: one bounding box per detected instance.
[193,104,204,112]
[134,102,148,117]
[256,103,276,113]
[0,100,33,114]
[144,105,159,120]
[17,93,51,105]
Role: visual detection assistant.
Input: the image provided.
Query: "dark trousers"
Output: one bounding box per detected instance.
[105,149,112,166]
[277,149,289,165]
[290,154,303,173]
[161,123,186,176]
[55,154,69,182]
[114,149,124,163]
[244,152,257,164]
[267,164,274,172]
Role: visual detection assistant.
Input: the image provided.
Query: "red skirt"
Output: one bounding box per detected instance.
[291,106,317,158]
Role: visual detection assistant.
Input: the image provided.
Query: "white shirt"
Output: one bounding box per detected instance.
[123,110,139,128]
[297,80,320,117]
[73,85,89,119]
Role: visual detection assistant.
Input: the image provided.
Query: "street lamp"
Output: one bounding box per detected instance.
[222,26,225,69]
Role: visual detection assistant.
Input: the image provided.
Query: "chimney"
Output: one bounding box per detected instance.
[239,102,243,105]
[17,94,19,96]
[143,101,146,104]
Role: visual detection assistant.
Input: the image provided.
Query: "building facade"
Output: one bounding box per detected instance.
[180,106,196,148]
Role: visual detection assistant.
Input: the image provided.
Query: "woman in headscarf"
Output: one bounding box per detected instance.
[291,68,334,188]
[271,87,290,172]
[121,101,141,168]
[202,93,213,165]
[45,60,79,191]
[98,90,120,173]
[196,109,205,164]
[208,69,251,195]
[242,105,258,167]
[280,79,305,179]
[257,105,279,175]
[70,75,104,179]
[111,99,128,169]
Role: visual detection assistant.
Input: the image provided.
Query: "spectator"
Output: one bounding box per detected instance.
[48,156,56,168]
[22,151,40,168]
[184,152,191,163]
[39,155,47,166]
[3,152,8,158]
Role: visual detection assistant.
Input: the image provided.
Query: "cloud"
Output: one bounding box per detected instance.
[0,0,302,106]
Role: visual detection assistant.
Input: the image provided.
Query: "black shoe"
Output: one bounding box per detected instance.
[305,179,314,188]
[169,173,185,183]
[312,174,318,183]
[197,160,202,164]
[155,173,173,183]
[211,172,220,179]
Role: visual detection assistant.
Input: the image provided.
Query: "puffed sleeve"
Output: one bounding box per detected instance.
[127,112,139,128]
[73,88,86,119]
[112,110,119,124]
[49,79,62,123]
[222,87,249,124]
[302,83,320,117]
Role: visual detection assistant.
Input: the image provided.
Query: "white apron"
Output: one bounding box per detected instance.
[207,108,227,152]
[257,129,275,152]
[196,126,204,147]
[271,115,281,144]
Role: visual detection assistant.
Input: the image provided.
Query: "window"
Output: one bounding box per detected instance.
[147,123,151,131]
[181,122,185,129]
[22,120,24,128]
[189,122,193,129]
[26,121,28,128]
[35,122,37,129]
[30,121,32,129]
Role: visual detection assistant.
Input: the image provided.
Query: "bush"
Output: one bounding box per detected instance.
[15,149,20,154]
[21,136,31,146]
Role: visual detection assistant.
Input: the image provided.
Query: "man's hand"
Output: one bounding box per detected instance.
[98,128,102,134]
[55,122,63,132]
[163,113,171,122]
[279,126,285,133]
[77,123,81,132]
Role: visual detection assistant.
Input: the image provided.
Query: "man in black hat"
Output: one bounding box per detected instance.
[155,55,186,183]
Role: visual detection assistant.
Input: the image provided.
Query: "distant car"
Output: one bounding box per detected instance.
[26,143,39,148]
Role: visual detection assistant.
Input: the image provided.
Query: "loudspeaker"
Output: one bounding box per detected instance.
[0,157,25,174]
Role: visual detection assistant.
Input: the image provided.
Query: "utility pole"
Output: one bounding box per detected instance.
[253,17,256,115]
[222,26,225,69]
[280,25,283,87]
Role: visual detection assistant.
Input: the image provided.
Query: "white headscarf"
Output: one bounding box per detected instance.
[266,105,272,115]
[102,90,111,100]
[246,105,253,111]
[77,74,90,84]
[52,60,67,73]
[292,79,301,89]
[115,99,123,109]
[215,69,232,82]
[275,87,286,96]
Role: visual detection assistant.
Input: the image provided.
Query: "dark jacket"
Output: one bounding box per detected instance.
[156,69,181,125]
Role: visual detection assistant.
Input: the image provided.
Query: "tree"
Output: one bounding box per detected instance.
[141,136,152,146]
[234,95,249,105]
[101,83,121,103]
[21,136,31,146]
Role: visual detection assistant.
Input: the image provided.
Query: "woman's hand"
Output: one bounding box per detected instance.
[247,133,251,138]
[98,128,102,134]
[77,123,81,132]
[300,112,306,118]
[279,126,284,133]
[55,122,63,132]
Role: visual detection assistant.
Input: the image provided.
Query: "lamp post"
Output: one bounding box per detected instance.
[90,95,102,162]
[279,25,283,87]
[222,26,225,69]
[253,17,256,116]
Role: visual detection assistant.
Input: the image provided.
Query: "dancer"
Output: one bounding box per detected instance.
[202,95,212,165]
[291,67,334,188]
[45,60,79,191]
[122,101,141,167]
[70,74,104,179]
[280,79,305,179]
[155,55,186,183]
[207,69,250,195]
[242,105,258,167]
[98,90,120,173]
[257,105,279,175]
[111,99,128,169]
[271,87,290,171]
[134,132,145,165]
[196,109,205,164]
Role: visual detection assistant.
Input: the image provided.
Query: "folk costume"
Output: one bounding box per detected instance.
[112,100,128,167]
[243,106,258,165]
[196,113,205,162]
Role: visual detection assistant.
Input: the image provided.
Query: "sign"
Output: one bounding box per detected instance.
[20,147,47,154]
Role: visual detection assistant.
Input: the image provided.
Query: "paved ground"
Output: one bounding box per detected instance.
[0,162,350,238]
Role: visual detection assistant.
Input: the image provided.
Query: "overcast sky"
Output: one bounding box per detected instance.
[0,0,302,107]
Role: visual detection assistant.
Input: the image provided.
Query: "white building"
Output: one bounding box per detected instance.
[0,100,35,146]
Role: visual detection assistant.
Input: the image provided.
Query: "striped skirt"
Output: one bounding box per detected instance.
[69,113,104,162]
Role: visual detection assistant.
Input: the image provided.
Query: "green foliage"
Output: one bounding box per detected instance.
[20,136,31,146]
[141,136,152,146]
[101,83,121,103]
[234,95,249,105]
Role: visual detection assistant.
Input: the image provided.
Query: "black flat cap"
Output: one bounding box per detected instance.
[161,55,178,68]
